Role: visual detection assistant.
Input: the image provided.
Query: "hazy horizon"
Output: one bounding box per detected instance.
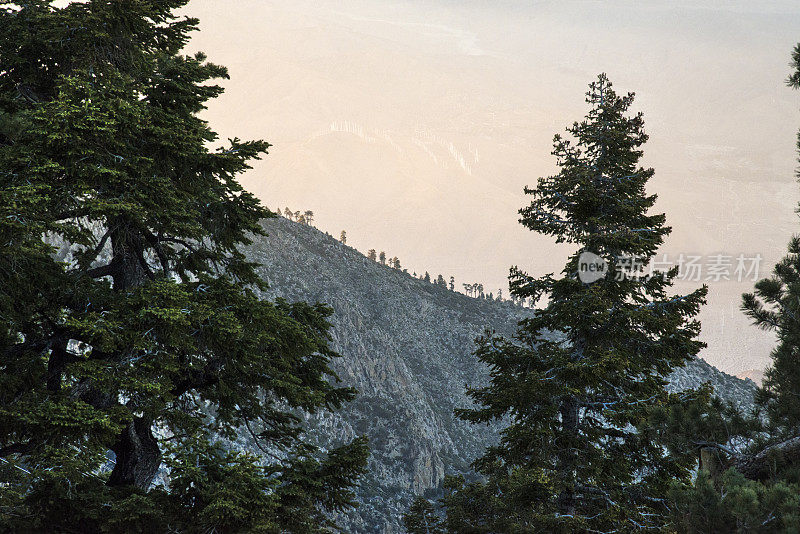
[184,0,800,375]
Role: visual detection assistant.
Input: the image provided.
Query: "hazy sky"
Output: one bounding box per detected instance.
[184,0,800,374]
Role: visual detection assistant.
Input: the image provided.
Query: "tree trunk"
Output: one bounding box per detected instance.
[110,220,149,291]
[108,417,161,489]
[46,338,69,392]
[557,334,586,516]
[699,447,724,483]
[699,436,800,482]
[557,395,580,516]
[106,219,160,489]
[733,436,800,481]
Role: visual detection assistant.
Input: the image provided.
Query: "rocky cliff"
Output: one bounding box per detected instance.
[239,216,756,533]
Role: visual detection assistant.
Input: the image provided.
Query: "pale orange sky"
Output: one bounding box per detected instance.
[181,0,800,374]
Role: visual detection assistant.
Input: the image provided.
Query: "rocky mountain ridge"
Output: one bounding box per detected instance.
[241,216,757,533]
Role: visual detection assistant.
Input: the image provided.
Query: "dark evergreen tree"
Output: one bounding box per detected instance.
[367,249,377,261]
[438,75,708,532]
[379,251,386,265]
[449,276,455,291]
[667,469,800,533]
[741,235,800,439]
[0,2,367,531]
[462,283,472,297]
[436,274,446,287]
[424,271,431,283]
[403,497,446,534]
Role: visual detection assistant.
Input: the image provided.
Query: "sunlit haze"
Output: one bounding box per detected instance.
[184,0,800,375]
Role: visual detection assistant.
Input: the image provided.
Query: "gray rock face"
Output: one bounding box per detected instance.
[242,216,756,533]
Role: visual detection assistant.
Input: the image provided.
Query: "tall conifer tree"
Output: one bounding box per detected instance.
[443,75,708,532]
[0,2,366,531]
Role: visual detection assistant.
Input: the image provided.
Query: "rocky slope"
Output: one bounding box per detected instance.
[238,216,756,533]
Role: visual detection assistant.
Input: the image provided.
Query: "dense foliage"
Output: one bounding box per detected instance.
[0,1,367,532]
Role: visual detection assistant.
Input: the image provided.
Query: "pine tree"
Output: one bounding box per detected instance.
[0,2,367,531]
[742,237,800,437]
[462,283,472,297]
[379,251,386,265]
[403,497,446,534]
[449,276,455,291]
[667,469,800,533]
[441,75,708,532]
[436,274,446,287]
[340,230,347,244]
[424,272,431,283]
[367,249,377,261]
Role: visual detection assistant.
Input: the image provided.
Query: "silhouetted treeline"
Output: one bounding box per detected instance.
[280,211,529,306]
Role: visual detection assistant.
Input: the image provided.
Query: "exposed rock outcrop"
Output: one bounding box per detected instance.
[242,217,757,533]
